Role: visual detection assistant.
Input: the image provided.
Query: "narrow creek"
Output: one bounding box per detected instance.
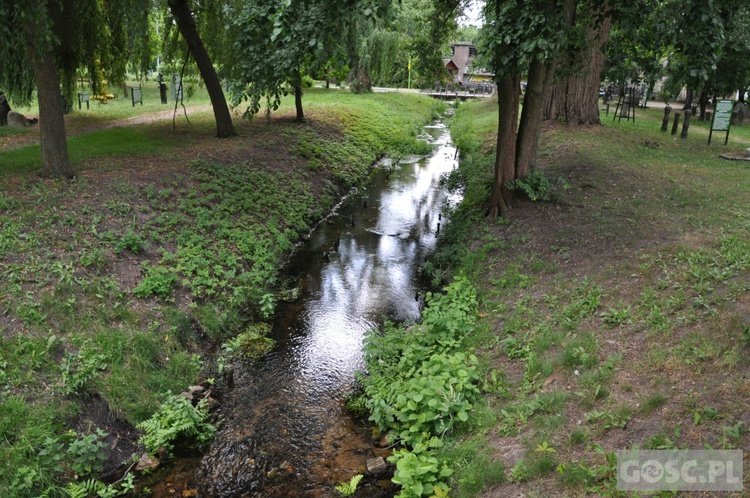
[152,114,459,497]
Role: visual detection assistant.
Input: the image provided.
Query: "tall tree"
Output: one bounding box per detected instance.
[478,0,569,217]
[656,0,742,110]
[409,0,462,88]
[603,0,664,109]
[167,0,236,137]
[543,1,611,125]
[515,0,574,180]
[0,0,154,178]
[225,0,337,121]
[24,3,73,178]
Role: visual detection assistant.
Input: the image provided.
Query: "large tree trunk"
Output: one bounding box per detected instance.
[516,0,574,180]
[489,74,521,218]
[24,15,73,178]
[168,0,235,138]
[516,57,554,180]
[544,11,611,125]
[350,64,372,93]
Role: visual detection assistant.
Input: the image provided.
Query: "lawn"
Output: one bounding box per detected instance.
[435,97,750,496]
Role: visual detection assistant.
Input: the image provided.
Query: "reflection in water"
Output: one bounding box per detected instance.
[194,120,459,497]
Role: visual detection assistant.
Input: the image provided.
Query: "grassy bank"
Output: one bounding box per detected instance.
[0,88,442,496]
[413,98,750,497]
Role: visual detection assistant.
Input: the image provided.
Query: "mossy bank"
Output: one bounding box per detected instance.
[0,88,443,496]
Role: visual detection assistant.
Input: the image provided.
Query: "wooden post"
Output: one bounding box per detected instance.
[680,110,691,139]
[661,105,672,132]
[671,112,681,135]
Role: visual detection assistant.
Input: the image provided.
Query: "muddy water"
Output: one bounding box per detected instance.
[155,118,459,497]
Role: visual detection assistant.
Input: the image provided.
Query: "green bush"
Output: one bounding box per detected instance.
[133,264,177,299]
[507,170,569,202]
[113,230,145,255]
[301,74,315,88]
[359,277,480,497]
[59,344,109,395]
[67,429,108,477]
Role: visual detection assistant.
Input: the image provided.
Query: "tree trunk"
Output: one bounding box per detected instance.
[543,11,611,125]
[168,0,235,138]
[516,57,554,180]
[294,71,305,122]
[682,88,693,110]
[698,90,709,121]
[489,74,521,218]
[350,64,372,93]
[24,16,73,178]
[0,92,10,126]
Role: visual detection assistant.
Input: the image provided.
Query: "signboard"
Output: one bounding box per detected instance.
[131,87,143,107]
[171,74,183,101]
[709,100,733,145]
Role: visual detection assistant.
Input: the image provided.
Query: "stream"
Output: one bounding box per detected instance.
[151,114,459,497]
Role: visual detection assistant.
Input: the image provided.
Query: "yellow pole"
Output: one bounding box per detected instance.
[408,56,412,90]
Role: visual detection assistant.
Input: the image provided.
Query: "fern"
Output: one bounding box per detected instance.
[335,474,363,496]
[66,478,105,498]
[137,393,215,455]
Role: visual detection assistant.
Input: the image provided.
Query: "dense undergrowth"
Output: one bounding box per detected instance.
[357,278,486,497]
[418,97,750,496]
[0,89,442,497]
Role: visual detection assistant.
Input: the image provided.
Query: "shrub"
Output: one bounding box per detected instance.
[133,264,177,299]
[359,277,480,497]
[507,170,569,202]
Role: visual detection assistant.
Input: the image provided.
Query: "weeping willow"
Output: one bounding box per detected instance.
[366,28,406,87]
[48,0,152,106]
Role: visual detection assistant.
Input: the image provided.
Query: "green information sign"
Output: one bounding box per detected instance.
[709,100,733,145]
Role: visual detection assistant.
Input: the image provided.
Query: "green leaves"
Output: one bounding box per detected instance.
[226,0,339,117]
[359,277,480,496]
[477,0,569,78]
[388,449,453,498]
[136,393,215,456]
[139,162,314,306]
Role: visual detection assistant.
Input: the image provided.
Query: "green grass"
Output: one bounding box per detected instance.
[0,89,439,496]
[434,97,750,496]
[2,126,179,174]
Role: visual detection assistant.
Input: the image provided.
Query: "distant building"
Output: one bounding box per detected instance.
[444,43,493,84]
